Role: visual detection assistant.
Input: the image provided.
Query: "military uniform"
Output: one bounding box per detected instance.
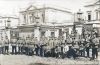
[17,38,23,54]
[30,38,35,55]
[0,38,4,54]
[4,37,9,54]
[25,37,31,55]
[91,36,99,59]
[11,38,17,54]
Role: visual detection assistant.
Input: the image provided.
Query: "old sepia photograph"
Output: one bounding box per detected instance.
[0,0,100,65]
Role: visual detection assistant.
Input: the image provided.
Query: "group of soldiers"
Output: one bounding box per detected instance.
[0,33,99,60]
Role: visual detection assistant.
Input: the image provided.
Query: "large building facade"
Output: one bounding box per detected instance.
[18,5,74,40]
[83,0,100,37]
[0,16,19,40]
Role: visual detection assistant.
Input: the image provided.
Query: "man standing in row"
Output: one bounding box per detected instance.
[4,36,9,54]
[11,37,17,54]
[91,34,99,60]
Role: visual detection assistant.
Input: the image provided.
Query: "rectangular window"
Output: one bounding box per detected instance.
[88,14,91,21]
[41,32,45,37]
[87,11,91,21]
[59,29,62,36]
[51,32,55,37]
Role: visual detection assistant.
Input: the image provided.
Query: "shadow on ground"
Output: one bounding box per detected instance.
[28,63,49,65]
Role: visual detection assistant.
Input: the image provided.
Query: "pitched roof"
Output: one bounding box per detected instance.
[20,5,72,14]
[85,0,100,7]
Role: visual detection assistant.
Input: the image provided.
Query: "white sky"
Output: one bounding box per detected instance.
[0,0,96,17]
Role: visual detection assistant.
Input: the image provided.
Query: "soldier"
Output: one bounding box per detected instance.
[30,37,35,55]
[34,37,39,56]
[4,36,9,54]
[21,37,26,54]
[0,37,3,54]
[39,38,44,56]
[84,34,90,57]
[91,34,99,60]
[17,37,23,54]
[11,37,17,54]
[25,37,31,55]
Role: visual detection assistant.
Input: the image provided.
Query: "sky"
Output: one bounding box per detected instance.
[0,0,96,17]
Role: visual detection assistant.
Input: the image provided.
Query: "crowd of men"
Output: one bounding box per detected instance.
[0,33,100,60]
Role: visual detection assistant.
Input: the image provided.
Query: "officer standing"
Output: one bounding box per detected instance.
[91,34,99,60]
[34,37,39,56]
[0,37,3,54]
[17,37,23,54]
[11,37,17,54]
[30,37,35,55]
[4,36,9,54]
[25,37,31,55]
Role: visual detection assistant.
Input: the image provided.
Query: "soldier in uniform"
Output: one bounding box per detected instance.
[39,38,44,56]
[11,37,17,54]
[85,35,91,57]
[91,34,99,60]
[25,37,31,55]
[30,37,35,55]
[4,36,9,54]
[33,37,38,56]
[17,37,23,54]
[0,37,3,54]
[21,37,26,54]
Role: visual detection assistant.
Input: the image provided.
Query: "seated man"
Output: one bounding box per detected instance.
[66,46,79,59]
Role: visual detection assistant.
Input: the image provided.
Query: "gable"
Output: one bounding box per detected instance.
[26,5,37,11]
[85,0,100,7]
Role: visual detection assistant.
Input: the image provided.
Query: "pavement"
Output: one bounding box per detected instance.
[0,52,100,65]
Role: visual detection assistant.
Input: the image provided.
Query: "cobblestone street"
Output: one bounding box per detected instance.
[0,52,100,65]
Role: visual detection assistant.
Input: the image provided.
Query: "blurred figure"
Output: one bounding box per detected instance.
[90,34,99,60]
[0,37,4,54]
[11,37,17,54]
[4,36,9,54]
[85,42,90,57]
[34,37,39,56]
[25,37,31,55]
[67,46,78,59]
[79,44,85,57]
[17,37,23,54]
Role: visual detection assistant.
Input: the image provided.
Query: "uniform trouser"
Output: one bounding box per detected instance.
[79,49,85,57]
[18,46,23,54]
[35,47,39,56]
[0,47,2,54]
[40,47,44,57]
[5,46,9,54]
[21,46,25,53]
[25,47,28,55]
[12,46,17,54]
[1,47,4,54]
[92,48,98,59]
[51,48,55,57]
[86,47,89,57]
